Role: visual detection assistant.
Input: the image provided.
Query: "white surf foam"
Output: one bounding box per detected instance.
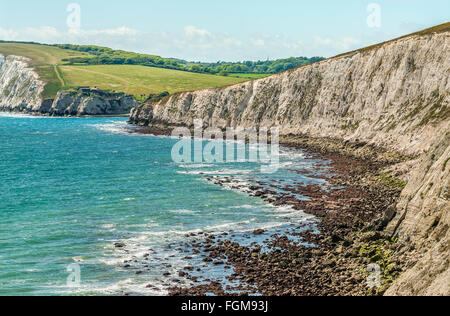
[0,112,44,119]
[168,209,200,215]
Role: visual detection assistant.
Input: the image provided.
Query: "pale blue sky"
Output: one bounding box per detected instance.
[0,0,448,61]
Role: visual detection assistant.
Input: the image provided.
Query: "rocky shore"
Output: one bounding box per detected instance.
[164,136,410,296]
[121,124,411,296]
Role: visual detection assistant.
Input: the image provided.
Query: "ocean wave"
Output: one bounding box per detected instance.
[178,168,253,176]
[221,204,260,210]
[59,277,169,296]
[92,121,149,136]
[0,112,45,119]
[100,224,116,229]
[92,121,130,134]
[168,209,200,215]
[178,164,214,169]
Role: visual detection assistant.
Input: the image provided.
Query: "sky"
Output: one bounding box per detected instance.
[0,0,448,62]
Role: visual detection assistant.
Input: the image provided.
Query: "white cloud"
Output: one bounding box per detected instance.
[0,28,19,41]
[184,26,212,38]
[68,26,138,37]
[251,39,265,47]
[314,36,361,52]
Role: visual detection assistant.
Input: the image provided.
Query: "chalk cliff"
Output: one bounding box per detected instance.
[0,55,45,112]
[129,25,450,295]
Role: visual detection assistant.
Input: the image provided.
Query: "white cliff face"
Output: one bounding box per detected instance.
[0,55,45,112]
[385,125,449,296]
[0,54,137,116]
[130,31,450,296]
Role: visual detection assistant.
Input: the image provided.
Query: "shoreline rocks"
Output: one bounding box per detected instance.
[41,88,137,117]
[1,87,137,117]
[166,138,407,296]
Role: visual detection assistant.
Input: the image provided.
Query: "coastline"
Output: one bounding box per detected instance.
[0,110,131,118]
[125,125,409,296]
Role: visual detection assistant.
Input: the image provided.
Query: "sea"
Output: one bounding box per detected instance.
[0,113,329,296]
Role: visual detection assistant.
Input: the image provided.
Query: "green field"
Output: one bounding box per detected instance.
[0,43,250,99]
[61,65,249,97]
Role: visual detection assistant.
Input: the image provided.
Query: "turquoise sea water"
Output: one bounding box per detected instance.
[0,113,327,296]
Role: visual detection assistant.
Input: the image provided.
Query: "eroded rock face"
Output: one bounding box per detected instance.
[0,55,45,112]
[46,90,137,116]
[385,126,449,296]
[0,55,137,116]
[130,31,450,296]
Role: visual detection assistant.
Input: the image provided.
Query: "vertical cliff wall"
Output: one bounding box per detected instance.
[385,124,449,296]
[129,29,450,295]
[0,55,45,112]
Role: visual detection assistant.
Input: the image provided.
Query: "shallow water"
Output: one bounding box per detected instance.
[0,113,328,296]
